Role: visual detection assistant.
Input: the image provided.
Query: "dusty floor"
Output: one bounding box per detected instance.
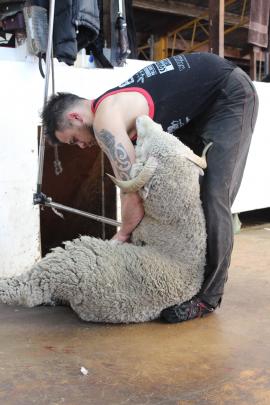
[0,224,270,405]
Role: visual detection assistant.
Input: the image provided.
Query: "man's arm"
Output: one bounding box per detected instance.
[95,128,133,179]
[93,119,144,242]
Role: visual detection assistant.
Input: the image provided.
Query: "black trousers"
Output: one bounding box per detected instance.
[176,67,259,308]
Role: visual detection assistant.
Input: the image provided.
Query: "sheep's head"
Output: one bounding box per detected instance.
[108,116,211,224]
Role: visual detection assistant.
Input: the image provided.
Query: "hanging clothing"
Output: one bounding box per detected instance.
[53,0,100,65]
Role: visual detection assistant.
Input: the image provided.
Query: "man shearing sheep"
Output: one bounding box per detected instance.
[41,52,258,323]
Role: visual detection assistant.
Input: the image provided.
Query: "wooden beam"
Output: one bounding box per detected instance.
[249,46,263,80]
[250,46,258,80]
[219,0,225,57]
[133,0,249,28]
[133,0,208,17]
[209,0,224,56]
[264,51,270,76]
[167,37,248,60]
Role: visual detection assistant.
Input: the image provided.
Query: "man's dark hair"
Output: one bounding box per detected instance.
[41,92,85,144]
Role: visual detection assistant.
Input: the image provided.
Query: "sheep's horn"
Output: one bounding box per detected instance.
[107,156,158,193]
[186,142,213,169]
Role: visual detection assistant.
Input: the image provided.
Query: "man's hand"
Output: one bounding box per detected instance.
[112,192,144,243]
[111,230,130,243]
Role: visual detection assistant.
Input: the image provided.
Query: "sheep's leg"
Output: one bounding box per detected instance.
[0,264,55,307]
[0,243,85,308]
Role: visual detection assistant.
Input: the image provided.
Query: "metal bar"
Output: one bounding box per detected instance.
[185,17,248,53]
[171,33,177,56]
[43,0,55,105]
[51,49,55,94]
[101,151,106,239]
[191,21,196,48]
[36,0,56,193]
[118,0,123,16]
[44,200,121,227]
[197,20,209,36]
[240,0,247,21]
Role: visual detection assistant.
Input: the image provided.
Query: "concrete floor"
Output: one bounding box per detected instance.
[0,224,270,405]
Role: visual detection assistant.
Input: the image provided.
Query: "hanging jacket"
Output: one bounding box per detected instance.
[53,0,100,65]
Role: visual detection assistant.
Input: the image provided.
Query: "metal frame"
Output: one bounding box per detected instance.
[34,0,120,230]
[137,0,249,60]
[36,0,55,194]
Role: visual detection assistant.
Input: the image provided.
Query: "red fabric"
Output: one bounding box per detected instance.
[91,87,155,142]
[91,87,155,118]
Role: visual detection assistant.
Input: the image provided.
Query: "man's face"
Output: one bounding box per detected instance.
[55,112,95,149]
[56,126,93,149]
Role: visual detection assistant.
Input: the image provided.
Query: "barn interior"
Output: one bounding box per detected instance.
[0,1,270,404]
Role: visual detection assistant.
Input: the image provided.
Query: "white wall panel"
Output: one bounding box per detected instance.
[232,82,270,213]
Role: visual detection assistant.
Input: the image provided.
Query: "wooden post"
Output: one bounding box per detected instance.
[208,0,224,57]
[153,36,168,60]
[250,46,261,80]
[264,51,270,77]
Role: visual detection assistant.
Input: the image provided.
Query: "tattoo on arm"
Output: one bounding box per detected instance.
[95,129,132,180]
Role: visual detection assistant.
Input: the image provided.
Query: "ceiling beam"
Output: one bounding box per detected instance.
[166,37,250,59]
[138,36,251,62]
[133,0,249,28]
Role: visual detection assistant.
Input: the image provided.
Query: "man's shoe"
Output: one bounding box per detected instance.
[161,297,214,323]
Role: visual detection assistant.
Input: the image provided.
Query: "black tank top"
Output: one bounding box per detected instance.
[91,52,235,135]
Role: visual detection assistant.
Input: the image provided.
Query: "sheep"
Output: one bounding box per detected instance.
[0,115,209,323]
